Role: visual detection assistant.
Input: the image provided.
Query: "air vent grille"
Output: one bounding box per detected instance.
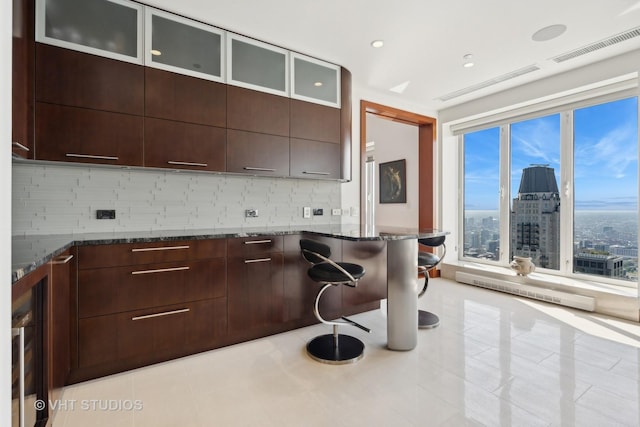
[552,26,640,63]
[437,65,540,102]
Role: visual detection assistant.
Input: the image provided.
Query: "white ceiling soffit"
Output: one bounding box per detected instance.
[436,65,541,102]
[551,26,640,63]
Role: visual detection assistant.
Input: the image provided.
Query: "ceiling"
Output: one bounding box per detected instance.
[144,0,640,112]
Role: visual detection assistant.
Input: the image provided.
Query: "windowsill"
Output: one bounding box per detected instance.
[442,259,636,297]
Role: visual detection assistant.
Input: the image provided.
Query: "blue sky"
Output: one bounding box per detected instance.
[464,96,638,211]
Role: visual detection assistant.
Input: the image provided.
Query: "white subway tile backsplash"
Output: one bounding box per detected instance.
[12,163,342,235]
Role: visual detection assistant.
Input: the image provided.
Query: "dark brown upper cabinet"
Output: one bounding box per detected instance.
[36,43,144,115]
[145,67,226,127]
[35,102,144,166]
[12,0,34,159]
[144,118,226,172]
[290,99,340,144]
[290,139,340,180]
[226,129,289,176]
[226,86,290,137]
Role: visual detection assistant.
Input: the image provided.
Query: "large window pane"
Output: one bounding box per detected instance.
[574,97,638,282]
[510,114,561,270]
[463,127,501,260]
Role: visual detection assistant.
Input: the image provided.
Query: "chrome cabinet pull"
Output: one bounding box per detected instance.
[243,167,276,172]
[131,245,190,253]
[131,266,189,275]
[244,258,271,264]
[167,161,208,167]
[12,141,30,151]
[51,254,74,265]
[12,327,25,427]
[131,308,190,321]
[66,153,119,161]
[244,240,272,245]
[302,171,331,176]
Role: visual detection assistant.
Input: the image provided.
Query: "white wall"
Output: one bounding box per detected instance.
[366,114,418,228]
[12,163,342,235]
[2,1,12,425]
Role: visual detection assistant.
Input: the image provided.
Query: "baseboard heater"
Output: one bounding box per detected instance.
[455,271,596,312]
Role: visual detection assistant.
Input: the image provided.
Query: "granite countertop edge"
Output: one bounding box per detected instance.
[12,225,448,284]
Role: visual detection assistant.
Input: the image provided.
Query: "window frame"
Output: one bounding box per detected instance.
[458,90,639,289]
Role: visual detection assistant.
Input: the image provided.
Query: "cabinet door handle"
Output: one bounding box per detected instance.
[51,254,74,264]
[131,266,189,275]
[303,171,331,176]
[12,141,30,151]
[244,258,271,264]
[131,245,190,252]
[12,327,25,427]
[244,240,272,245]
[167,161,208,167]
[243,167,276,172]
[66,153,119,161]
[131,308,190,321]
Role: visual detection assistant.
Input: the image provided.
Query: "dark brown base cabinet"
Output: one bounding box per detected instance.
[63,234,385,384]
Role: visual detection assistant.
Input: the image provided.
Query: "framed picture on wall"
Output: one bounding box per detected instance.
[379,159,406,203]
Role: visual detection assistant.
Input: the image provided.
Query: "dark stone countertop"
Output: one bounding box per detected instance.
[12,224,448,284]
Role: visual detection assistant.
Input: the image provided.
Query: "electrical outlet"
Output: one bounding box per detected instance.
[332,208,341,216]
[245,209,258,218]
[303,207,311,218]
[96,209,116,219]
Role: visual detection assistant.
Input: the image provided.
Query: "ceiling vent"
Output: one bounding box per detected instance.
[551,26,640,63]
[437,64,540,102]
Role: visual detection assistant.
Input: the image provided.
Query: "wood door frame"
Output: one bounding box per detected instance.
[359,100,437,230]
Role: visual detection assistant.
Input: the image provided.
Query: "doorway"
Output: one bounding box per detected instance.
[359,100,437,230]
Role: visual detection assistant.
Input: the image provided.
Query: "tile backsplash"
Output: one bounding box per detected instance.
[12,162,342,235]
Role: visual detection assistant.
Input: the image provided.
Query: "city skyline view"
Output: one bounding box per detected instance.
[464,96,638,211]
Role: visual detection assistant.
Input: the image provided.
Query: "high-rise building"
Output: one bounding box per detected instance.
[510,165,561,269]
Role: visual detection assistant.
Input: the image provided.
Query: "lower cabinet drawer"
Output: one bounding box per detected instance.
[79,258,226,318]
[78,298,227,368]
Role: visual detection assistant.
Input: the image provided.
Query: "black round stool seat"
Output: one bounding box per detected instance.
[307,262,365,283]
[418,252,440,268]
[307,334,364,364]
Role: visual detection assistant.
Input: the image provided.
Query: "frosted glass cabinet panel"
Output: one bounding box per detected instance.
[36,0,143,64]
[227,34,289,97]
[145,9,224,82]
[291,53,340,108]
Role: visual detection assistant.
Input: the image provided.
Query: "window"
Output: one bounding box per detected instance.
[463,127,501,261]
[461,96,638,287]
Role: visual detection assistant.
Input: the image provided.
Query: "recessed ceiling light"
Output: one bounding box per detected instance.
[314,81,323,87]
[371,40,384,48]
[532,24,567,42]
[463,54,474,68]
[150,49,162,56]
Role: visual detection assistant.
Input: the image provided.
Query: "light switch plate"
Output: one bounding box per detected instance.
[303,207,311,218]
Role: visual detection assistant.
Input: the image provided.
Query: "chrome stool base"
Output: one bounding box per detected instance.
[418,310,440,329]
[306,334,364,365]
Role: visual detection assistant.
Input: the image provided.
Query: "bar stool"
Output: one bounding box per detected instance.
[417,236,446,329]
[299,238,370,364]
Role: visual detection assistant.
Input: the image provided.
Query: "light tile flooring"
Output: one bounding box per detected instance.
[53,278,640,427]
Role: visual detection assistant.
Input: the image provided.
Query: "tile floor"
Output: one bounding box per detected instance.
[53,278,640,427]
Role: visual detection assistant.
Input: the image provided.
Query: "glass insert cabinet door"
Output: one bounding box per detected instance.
[291,52,341,108]
[227,33,289,97]
[36,0,143,64]
[145,8,225,82]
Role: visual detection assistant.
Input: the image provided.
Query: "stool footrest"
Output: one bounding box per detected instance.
[341,316,371,333]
